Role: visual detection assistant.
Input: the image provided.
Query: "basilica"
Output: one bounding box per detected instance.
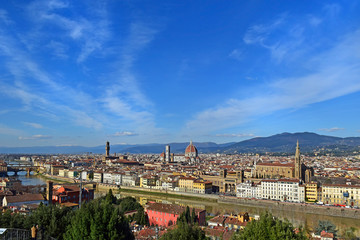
[251,141,313,183]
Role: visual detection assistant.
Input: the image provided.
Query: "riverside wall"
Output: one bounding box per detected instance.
[218,196,360,219]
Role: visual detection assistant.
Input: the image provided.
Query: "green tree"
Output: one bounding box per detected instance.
[133,206,149,226]
[105,189,117,204]
[117,196,141,214]
[64,199,134,240]
[25,203,73,239]
[160,218,208,240]
[315,220,337,237]
[231,212,307,240]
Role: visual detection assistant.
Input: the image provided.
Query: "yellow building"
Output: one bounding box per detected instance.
[322,184,360,207]
[305,181,318,202]
[140,175,157,188]
[193,179,212,194]
[201,169,243,194]
[179,176,195,192]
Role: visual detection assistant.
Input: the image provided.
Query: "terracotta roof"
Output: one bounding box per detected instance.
[146,202,204,216]
[185,142,197,153]
[5,193,44,203]
[257,162,295,167]
[320,230,334,238]
[208,215,226,224]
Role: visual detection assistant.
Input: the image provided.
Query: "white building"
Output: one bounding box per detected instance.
[260,179,305,203]
[236,181,259,199]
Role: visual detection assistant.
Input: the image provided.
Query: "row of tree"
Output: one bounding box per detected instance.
[0,190,147,240]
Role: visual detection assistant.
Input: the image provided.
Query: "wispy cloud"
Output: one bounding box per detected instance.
[19,134,52,140]
[111,131,138,137]
[318,127,344,132]
[229,49,243,61]
[23,122,44,129]
[103,21,160,133]
[0,9,12,25]
[215,133,255,138]
[27,0,110,63]
[243,13,309,63]
[185,27,360,135]
[0,124,23,136]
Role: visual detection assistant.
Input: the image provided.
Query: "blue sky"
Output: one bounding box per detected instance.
[0,0,360,147]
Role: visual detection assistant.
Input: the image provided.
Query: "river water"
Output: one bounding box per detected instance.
[8,172,47,186]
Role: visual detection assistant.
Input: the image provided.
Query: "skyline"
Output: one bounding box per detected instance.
[0,0,360,147]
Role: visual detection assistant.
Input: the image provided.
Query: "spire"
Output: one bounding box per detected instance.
[190,140,193,145]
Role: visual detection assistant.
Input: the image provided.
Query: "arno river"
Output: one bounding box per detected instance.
[15,173,360,235]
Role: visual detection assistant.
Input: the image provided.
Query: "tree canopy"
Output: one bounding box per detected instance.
[160,205,207,240]
[231,212,307,240]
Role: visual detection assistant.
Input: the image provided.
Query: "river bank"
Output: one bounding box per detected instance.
[114,186,360,220]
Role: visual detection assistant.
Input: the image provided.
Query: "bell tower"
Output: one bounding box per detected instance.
[294,140,301,180]
[106,141,110,157]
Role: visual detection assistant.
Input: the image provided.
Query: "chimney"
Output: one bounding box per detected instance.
[47,181,53,205]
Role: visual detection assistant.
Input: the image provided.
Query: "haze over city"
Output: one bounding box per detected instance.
[0,0,359,147]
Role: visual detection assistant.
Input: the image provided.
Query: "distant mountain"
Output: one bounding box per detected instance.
[223,132,360,153]
[1,132,359,154]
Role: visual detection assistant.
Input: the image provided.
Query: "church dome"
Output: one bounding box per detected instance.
[185,141,198,157]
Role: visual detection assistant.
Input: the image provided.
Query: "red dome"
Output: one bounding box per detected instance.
[185,141,198,155]
[185,144,197,153]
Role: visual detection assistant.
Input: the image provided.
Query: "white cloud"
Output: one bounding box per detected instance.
[111,131,138,137]
[185,29,360,135]
[318,127,344,132]
[23,122,44,129]
[19,134,52,140]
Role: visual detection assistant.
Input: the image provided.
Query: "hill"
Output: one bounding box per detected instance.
[0,132,359,154]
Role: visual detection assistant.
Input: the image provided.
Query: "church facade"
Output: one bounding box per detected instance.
[252,141,313,183]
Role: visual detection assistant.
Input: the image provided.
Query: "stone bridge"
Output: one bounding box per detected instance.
[6,161,40,176]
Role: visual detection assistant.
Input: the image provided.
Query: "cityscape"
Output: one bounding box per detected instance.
[0,0,360,240]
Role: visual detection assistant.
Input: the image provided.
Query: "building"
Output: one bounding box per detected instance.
[259,178,305,203]
[322,183,360,207]
[252,141,313,182]
[3,193,46,207]
[201,169,243,194]
[236,181,259,199]
[51,185,94,205]
[305,181,319,202]
[178,176,196,192]
[193,179,212,194]
[145,202,206,227]
[185,141,200,164]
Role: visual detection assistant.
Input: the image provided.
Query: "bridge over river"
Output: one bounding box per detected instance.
[5,161,40,176]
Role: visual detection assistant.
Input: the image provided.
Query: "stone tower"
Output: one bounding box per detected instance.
[165,145,170,162]
[106,141,110,157]
[294,140,302,180]
[47,181,53,205]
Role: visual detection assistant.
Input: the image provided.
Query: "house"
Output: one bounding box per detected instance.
[208,215,226,227]
[51,185,94,204]
[3,193,47,207]
[145,202,206,227]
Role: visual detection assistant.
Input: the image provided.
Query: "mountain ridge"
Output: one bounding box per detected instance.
[0,132,359,154]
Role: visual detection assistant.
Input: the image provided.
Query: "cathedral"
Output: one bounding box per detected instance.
[251,141,313,182]
[160,141,200,164]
